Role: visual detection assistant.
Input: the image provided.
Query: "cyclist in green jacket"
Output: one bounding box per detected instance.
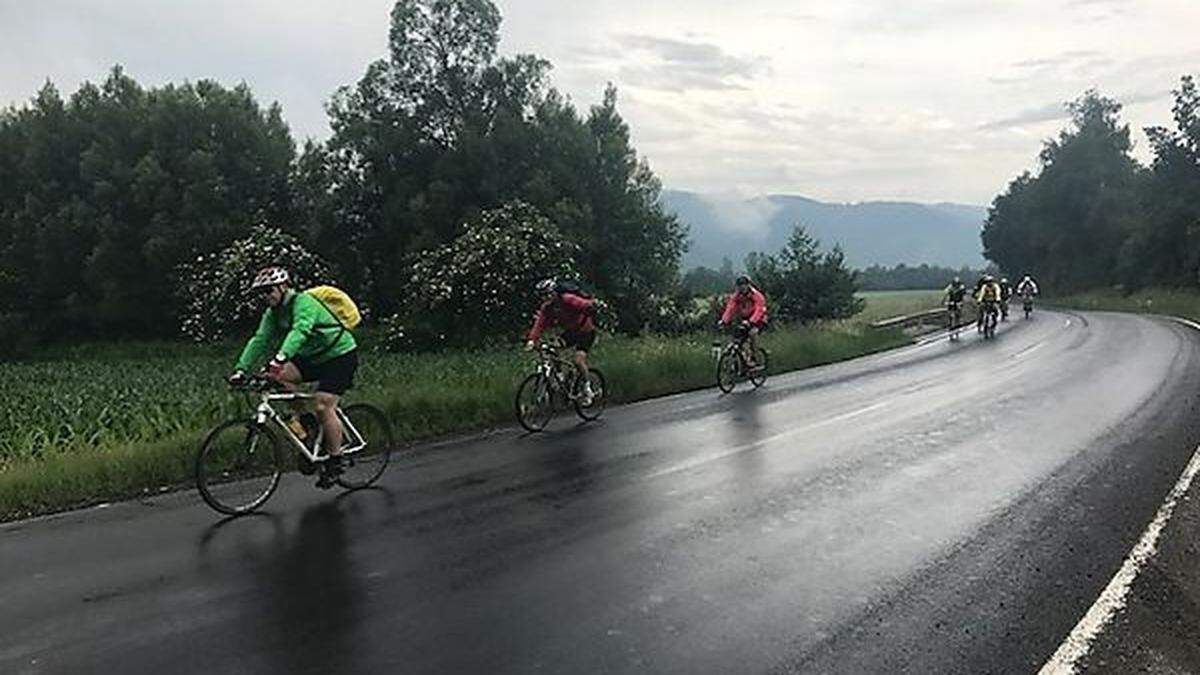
[229,266,358,488]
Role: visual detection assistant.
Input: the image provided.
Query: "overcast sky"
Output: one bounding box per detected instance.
[1,0,1197,205]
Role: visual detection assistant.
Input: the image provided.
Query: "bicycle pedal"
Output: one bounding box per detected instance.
[297,457,318,475]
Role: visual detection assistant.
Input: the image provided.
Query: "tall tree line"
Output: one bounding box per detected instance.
[0,68,295,338]
[982,76,1200,292]
[0,0,685,341]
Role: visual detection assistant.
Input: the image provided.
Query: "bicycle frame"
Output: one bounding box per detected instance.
[251,391,367,463]
[715,330,752,368]
[535,343,580,395]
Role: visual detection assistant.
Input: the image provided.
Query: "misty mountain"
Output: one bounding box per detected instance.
[662,190,987,271]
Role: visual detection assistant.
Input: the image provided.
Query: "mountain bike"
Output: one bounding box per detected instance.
[195,374,393,516]
[981,301,1000,340]
[947,301,963,341]
[714,323,769,393]
[514,341,606,432]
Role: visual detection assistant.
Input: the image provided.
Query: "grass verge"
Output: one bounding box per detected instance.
[0,323,908,521]
[1049,287,1200,322]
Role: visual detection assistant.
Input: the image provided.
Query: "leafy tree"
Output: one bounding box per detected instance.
[309,0,685,329]
[392,200,578,349]
[744,225,863,323]
[982,90,1140,290]
[857,263,985,290]
[1125,75,1200,287]
[681,264,733,296]
[0,67,296,338]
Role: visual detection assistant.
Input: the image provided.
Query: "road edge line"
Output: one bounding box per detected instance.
[1038,314,1200,675]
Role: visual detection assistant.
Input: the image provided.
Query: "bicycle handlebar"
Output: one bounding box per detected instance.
[228,372,276,392]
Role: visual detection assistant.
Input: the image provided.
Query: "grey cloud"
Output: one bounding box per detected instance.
[1012,50,1103,70]
[611,34,765,91]
[978,89,1170,130]
[618,66,749,92]
[978,102,1070,130]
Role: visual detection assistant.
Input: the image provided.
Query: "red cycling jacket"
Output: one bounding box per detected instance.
[527,292,596,341]
[721,287,768,325]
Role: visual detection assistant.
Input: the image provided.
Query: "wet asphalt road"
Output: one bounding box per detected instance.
[4,311,1200,675]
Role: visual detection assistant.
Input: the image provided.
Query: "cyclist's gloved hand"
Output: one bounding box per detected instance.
[524,340,536,352]
[266,355,287,378]
[227,370,246,387]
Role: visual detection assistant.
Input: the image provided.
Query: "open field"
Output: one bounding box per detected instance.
[0,322,908,520]
[856,289,945,323]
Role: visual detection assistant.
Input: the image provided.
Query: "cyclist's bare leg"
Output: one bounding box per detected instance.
[746,326,761,367]
[266,362,303,391]
[314,391,343,457]
[266,363,309,417]
[573,349,589,389]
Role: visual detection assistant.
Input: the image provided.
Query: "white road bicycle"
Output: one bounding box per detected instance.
[195,374,393,516]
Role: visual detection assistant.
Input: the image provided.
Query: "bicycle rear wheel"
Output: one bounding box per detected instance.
[717,349,740,393]
[336,403,393,490]
[515,372,555,432]
[749,348,769,388]
[574,368,607,421]
[195,419,284,516]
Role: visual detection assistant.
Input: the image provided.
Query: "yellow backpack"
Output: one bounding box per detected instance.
[305,285,362,330]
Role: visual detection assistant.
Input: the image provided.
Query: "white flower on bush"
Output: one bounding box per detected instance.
[388,200,579,350]
[175,224,336,342]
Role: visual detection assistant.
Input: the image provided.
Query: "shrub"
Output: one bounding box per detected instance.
[396,201,578,350]
[175,225,336,342]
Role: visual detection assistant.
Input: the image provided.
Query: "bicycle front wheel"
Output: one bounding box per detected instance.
[195,419,284,516]
[515,372,555,432]
[717,349,740,393]
[574,368,607,421]
[337,403,393,490]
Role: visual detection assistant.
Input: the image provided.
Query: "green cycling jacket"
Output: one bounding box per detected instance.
[235,290,357,371]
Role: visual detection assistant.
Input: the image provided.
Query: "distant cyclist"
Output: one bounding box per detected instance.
[944,276,967,329]
[718,275,769,370]
[526,278,599,405]
[1016,274,1040,298]
[229,266,359,488]
[973,275,989,331]
[974,274,1003,332]
[1017,274,1040,317]
[998,277,1013,321]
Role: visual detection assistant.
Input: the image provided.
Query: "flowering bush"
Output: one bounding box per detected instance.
[175,225,336,342]
[390,201,578,350]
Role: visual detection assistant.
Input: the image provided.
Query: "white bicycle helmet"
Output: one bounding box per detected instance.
[251,266,290,289]
[535,278,557,294]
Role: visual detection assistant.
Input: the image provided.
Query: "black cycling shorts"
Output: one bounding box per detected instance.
[735,320,767,339]
[562,329,597,353]
[294,349,358,396]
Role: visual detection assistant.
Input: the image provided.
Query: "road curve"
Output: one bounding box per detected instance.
[4,311,1200,674]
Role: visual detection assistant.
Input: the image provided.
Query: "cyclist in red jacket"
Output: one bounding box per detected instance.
[718,275,769,370]
[525,278,599,405]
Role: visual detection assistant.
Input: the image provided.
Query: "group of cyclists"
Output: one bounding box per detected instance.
[227,262,1035,488]
[227,266,772,487]
[943,273,1040,337]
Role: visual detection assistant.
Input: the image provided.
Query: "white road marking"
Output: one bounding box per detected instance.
[1012,342,1045,359]
[1169,316,1200,332]
[1038,444,1200,675]
[1039,315,1200,674]
[644,400,892,480]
